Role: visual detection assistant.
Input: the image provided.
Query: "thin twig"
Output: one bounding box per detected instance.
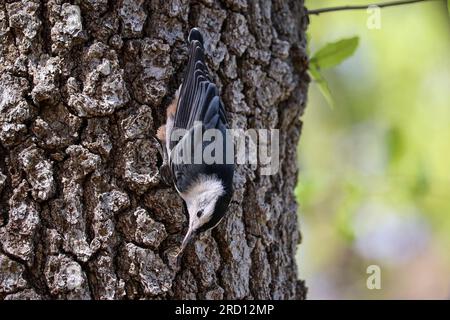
[308,0,440,15]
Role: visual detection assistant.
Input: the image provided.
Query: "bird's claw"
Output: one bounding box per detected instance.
[159,163,173,186]
[151,135,173,186]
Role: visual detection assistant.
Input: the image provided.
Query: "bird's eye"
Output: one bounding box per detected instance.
[196,210,203,217]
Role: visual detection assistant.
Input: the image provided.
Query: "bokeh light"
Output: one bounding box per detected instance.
[297,0,450,299]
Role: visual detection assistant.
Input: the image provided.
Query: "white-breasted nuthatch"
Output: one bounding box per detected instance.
[156,28,234,260]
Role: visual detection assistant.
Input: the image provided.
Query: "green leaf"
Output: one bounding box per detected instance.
[309,63,335,108]
[448,0,450,16]
[310,37,359,69]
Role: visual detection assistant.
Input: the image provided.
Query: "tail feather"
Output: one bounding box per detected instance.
[188,28,204,46]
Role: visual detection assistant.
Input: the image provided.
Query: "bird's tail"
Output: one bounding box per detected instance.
[188,27,204,46]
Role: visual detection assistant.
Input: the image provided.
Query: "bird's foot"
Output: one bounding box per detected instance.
[151,135,173,186]
[159,163,173,186]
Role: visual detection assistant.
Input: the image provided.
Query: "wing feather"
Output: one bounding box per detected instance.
[174,45,211,130]
[169,29,232,192]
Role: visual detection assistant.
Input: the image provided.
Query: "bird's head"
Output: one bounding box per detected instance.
[176,175,232,259]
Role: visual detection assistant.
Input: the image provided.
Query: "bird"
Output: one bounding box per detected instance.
[156,28,234,261]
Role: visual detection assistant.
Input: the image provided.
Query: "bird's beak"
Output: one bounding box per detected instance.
[176,228,196,262]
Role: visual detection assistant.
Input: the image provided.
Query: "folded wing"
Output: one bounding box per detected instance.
[169,29,231,192]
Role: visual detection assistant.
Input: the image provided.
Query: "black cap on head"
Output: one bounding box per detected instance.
[188,27,204,46]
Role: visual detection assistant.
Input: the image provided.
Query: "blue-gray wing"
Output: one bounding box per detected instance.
[171,29,229,150]
[169,30,231,193]
[170,96,231,193]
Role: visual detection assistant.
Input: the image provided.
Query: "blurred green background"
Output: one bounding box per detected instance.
[297,0,450,299]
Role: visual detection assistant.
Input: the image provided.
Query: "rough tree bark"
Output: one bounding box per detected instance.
[0,0,309,300]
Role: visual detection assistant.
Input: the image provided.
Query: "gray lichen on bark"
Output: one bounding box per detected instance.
[0,0,309,300]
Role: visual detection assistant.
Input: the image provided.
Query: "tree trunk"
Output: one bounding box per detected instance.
[0,0,309,300]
